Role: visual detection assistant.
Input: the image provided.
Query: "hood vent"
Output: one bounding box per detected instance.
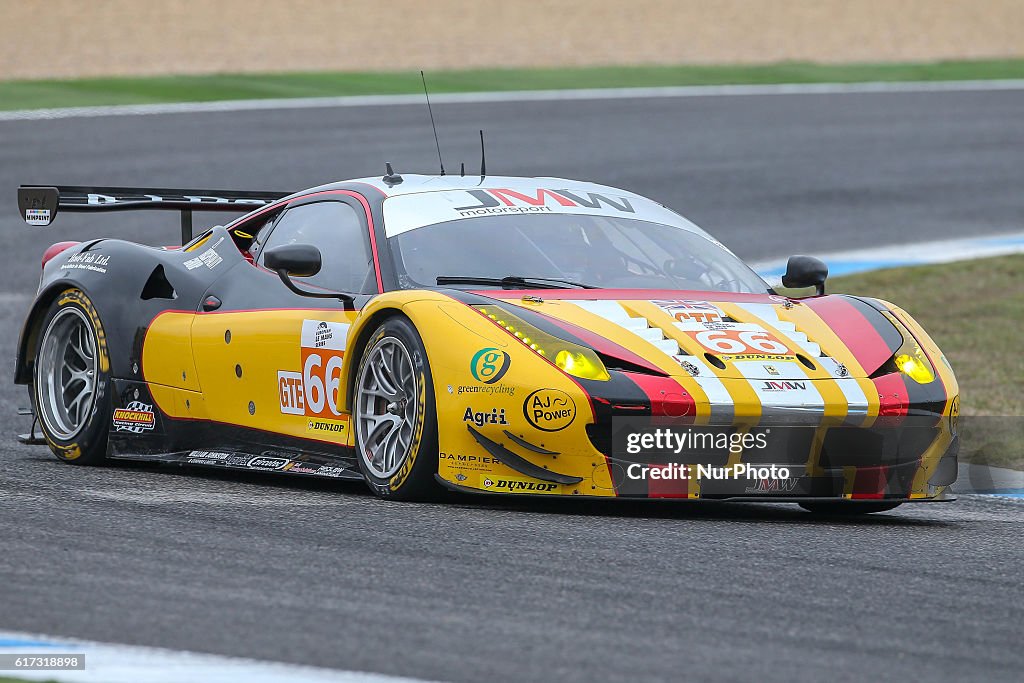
[569,300,681,356]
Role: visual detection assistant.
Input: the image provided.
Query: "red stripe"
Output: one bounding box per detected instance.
[303,190,383,293]
[803,296,894,373]
[227,189,383,293]
[852,465,889,499]
[872,373,910,422]
[478,289,795,304]
[623,372,696,418]
[344,181,389,197]
[890,309,952,415]
[537,316,666,374]
[647,464,689,498]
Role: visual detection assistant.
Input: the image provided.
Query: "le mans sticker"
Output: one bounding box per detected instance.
[278,320,351,436]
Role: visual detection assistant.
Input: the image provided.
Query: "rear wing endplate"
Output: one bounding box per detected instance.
[17,185,293,244]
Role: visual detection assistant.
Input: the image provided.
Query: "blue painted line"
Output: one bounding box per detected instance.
[758,259,914,280]
[753,231,1024,282]
[978,236,1024,246]
[821,259,913,277]
[756,267,786,279]
[0,638,61,647]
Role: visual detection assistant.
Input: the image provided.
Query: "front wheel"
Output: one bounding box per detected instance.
[799,501,902,515]
[31,288,112,465]
[353,316,440,500]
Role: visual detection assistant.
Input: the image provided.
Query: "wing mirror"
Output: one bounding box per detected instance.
[264,243,321,277]
[781,255,828,296]
[263,244,353,303]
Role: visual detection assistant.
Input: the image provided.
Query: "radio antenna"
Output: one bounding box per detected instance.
[479,129,487,179]
[420,71,445,176]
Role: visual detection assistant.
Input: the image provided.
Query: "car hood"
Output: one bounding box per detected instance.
[476,289,905,381]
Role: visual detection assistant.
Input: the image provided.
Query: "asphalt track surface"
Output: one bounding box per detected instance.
[1,88,1023,682]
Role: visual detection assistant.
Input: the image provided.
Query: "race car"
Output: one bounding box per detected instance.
[14,171,960,513]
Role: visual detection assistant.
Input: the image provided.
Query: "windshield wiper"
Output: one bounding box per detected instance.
[436,275,598,290]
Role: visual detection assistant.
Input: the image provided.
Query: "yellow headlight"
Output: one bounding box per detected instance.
[476,305,610,381]
[555,349,611,381]
[882,311,936,384]
[895,351,935,384]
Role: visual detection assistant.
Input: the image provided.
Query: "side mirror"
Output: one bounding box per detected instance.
[263,244,353,303]
[781,255,828,296]
[264,243,322,277]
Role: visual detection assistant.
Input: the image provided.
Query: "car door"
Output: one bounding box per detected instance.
[186,195,378,451]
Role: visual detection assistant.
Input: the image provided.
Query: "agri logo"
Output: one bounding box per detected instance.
[470,347,510,384]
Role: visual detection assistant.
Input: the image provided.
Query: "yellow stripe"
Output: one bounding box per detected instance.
[777,302,881,425]
[619,300,761,423]
[885,305,957,499]
[842,466,856,498]
[804,426,829,478]
[888,305,959,404]
[183,233,211,252]
[717,302,850,423]
[529,300,715,422]
[910,427,953,498]
[775,303,868,374]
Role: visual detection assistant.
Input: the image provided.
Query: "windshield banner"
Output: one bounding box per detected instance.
[382,187,703,237]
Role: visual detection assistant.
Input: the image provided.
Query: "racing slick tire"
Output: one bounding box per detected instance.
[30,288,112,465]
[799,501,902,515]
[353,316,441,501]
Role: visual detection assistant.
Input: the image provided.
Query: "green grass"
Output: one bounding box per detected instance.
[830,255,1024,469]
[3,58,1024,111]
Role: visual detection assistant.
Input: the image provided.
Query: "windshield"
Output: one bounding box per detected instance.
[389,214,768,293]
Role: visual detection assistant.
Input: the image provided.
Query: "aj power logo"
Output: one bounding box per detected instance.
[523,388,575,431]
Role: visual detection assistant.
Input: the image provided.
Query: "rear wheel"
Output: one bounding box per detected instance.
[799,501,902,515]
[31,289,111,464]
[354,317,440,500]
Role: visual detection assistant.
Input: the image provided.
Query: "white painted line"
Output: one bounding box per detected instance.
[752,230,1024,284]
[2,78,1024,121]
[0,631,434,683]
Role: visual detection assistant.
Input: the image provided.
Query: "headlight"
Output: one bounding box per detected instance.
[882,312,936,384]
[475,305,610,381]
[895,347,935,384]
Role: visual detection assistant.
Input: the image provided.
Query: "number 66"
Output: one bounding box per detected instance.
[696,330,789,354]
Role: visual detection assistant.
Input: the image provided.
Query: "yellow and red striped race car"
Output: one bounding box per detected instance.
[15,172,959,513]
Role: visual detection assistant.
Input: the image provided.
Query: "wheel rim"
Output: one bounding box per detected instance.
[356,336,418,479]
[36,307,98,440]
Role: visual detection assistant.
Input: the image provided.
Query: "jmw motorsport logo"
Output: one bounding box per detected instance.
[454,189,635,217]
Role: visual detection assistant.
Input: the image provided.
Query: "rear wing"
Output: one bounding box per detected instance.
[17,185,293,244]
